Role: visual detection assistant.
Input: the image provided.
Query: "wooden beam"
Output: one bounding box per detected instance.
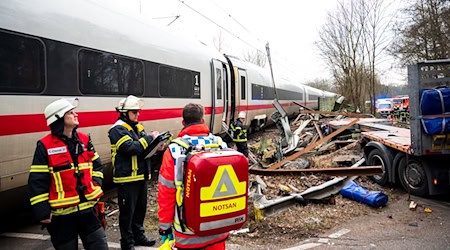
[293,101,314,111]
[268,118,360,170]
[312,121,324,139]
[300,110,372,118]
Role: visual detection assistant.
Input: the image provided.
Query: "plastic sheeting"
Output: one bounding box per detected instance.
[340,181,388,207]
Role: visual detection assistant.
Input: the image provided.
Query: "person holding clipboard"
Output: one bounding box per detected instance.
[108,95,164,250]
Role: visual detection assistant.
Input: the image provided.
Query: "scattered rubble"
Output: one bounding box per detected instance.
[102,105,401,249]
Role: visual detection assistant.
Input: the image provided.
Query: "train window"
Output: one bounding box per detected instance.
[240,76,246,100]
[251,84,263,100]
[79,50,144,95]
[251,83,303,101]
[263,86,275,100]
[309,95,319,101]
[159,65,200,98]
[278,89,303,101]
[216,68,222,100]
[0,31,45,93]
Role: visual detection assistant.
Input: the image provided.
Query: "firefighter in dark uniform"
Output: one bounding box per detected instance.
[28,98,108,250]
[230,111,249,157]
[108,95,157,249]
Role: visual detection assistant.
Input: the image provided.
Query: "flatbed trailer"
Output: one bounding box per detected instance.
[361,59,450,196]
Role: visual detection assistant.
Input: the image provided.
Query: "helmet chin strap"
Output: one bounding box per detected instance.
[120,112,137,125]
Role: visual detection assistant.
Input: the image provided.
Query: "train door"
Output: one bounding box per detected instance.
[222,64,230,123]
[236,69,248,117]
[210,59,225,133]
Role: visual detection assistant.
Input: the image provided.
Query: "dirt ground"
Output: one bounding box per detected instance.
[103,125,400,249]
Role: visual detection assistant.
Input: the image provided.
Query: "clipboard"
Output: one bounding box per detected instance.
[144,131,172,159]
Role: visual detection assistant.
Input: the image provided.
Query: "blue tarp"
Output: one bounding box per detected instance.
[340,181,388,207]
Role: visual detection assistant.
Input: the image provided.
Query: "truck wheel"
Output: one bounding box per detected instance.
[367,148,389,185]
[398,159,428,196]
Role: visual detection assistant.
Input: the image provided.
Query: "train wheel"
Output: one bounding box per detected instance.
[398,159,428,196]
[367,148,389,185]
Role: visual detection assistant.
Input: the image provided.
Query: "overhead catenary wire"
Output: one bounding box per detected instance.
[209,0,251,34]
[177,0,263,54]
[206,0,302,77]
[176,0,301,82]
[152,15,181,26]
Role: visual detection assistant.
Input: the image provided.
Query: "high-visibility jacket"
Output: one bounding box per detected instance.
[108,119,154,183]
[158,124,229,249]
[29,132,103,220]
[230,119,247,143]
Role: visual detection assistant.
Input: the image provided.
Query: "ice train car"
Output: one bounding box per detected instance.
[0,0,335,212]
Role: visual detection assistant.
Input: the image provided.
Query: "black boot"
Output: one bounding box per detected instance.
[134,236,156,247]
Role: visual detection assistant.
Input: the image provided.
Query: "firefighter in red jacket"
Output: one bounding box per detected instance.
[28,98,108,250]
[158,103,229,250]
[108,95,157,249]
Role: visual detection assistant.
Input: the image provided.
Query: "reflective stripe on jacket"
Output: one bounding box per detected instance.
[157,124,229,249]
[230,119,247,142]
[28,132,103,219]
[108,119,153,183]
[40,133,103,209]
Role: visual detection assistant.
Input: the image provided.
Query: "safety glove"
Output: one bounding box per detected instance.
[159,228,174,243]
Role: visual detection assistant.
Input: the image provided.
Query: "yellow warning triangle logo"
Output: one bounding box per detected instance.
[200,164,246,201]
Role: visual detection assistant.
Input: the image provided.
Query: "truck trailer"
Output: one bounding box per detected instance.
[362,59,450,196]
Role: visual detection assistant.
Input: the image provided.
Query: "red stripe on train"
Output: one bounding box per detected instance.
[0,106,226,136]
[0,108,185,136]
[0,102,307,136]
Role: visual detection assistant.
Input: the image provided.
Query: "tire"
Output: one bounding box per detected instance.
[398,158,429,196]
[367,148,389,185]
[392,153,406,185]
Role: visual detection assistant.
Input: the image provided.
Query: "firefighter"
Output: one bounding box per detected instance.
[108,95,157,249]
[158,103,229,250]
[230,111,248,157]
[28,98,108,250]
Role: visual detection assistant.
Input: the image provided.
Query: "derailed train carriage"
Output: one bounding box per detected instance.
[0,0,336,212]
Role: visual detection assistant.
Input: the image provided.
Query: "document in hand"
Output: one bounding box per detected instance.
[144,131,172,159]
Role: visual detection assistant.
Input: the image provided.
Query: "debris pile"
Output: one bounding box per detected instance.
[102,103,397,250]
[228,104,395,249]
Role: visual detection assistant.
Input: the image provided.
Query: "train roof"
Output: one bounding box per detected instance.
[0,0,226,70]
[227,56,311,93]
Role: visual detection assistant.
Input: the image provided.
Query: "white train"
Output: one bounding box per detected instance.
[0,0,335,211]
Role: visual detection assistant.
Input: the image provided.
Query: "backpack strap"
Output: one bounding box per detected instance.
[169,138,193,233]
[170,138,192,207]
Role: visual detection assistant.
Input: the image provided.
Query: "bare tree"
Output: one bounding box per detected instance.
[242,49,266,67]
[305,78,336,93]
[316,0,365,111]
[316,0,393,113]
[212,30,227,52]
[390,0,450,65]
[361,0,394,113]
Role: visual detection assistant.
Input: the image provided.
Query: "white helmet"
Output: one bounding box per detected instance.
[44,98,78,126]
[238,111,246,119]
[116,95,144,112]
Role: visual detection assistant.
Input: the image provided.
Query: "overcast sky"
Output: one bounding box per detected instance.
[92,0,406,86]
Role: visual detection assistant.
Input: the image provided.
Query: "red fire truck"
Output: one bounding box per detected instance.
[392,95,410,111]
[362,59,450,196]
